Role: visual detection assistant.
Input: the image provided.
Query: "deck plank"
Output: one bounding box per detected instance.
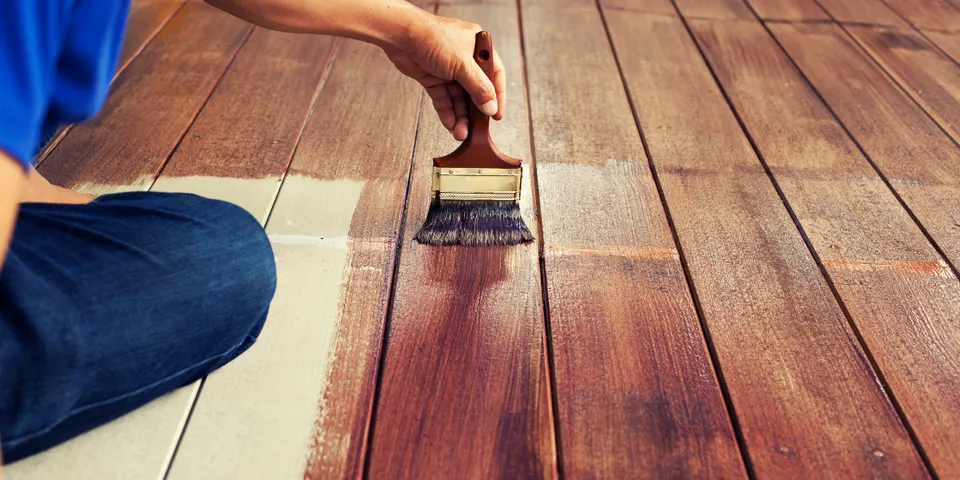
[690,17,960,478]
[770,22,960,279]
[606,9,929,478]
[881,0,960,32]
[673,0,752,20]
[523,2,747,478]
[117,0,185,73]
[747,0,828,21]
[152,29,337,219]
[815,0,909,28]
[37,2,251,194]
[846,26,960,146]
[163,39,420,480]
[925,30,960,62]
[365,4,557,478]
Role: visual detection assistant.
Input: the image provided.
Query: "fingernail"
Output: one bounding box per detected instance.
[480,100,498,116]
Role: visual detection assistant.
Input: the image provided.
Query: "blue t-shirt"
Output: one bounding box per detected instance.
[0,0,130,170]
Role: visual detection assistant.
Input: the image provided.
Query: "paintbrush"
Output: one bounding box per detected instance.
[414,31,534,247]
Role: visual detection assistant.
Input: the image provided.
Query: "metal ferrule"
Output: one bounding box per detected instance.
[432,167,522,201]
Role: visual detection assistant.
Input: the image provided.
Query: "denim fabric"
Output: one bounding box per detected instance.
[0,191,277,463]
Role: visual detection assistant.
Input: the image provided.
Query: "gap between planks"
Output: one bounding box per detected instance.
[594,2,756,477]
[754,0,960,281]
[157,36,344,479]
[684,0,953,475]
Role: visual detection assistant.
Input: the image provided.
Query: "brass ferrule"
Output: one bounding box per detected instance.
[431,167,522,201]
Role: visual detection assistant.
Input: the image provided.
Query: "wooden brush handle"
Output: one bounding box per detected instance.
[433,31,521,169]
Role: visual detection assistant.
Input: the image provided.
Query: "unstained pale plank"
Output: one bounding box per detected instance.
[366,4,557,479]
[691,18,960,478]
[771,22,960,278]
[522,2,747,478]
[608,9,928,478]
[37,2,251,194]
[847,26,960,145]
[164,39,420,480]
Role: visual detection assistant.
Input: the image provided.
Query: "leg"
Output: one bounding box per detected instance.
[0,191,277,463]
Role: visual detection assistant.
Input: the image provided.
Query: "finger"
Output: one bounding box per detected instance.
[449,84,469,141]
[492,49,507,121]
[426,84,456,131]
[455,60,498,117]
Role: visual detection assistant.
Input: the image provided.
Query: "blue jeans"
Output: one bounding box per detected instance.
[0,191,277,463]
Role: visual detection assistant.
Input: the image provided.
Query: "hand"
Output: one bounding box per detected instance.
[384,14,506,141]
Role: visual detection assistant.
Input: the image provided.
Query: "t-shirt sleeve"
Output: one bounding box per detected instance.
[0,1,63,171]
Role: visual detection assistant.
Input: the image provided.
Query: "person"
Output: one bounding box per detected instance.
[0,0,507,469]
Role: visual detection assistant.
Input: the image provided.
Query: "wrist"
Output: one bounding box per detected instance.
[361,1,432,51]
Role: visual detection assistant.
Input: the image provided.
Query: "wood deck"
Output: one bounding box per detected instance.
[8,0,960,478]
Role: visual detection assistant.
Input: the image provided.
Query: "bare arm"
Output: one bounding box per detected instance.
[204,0,507,141]
[204,0,424,49]
[0,152,25,274]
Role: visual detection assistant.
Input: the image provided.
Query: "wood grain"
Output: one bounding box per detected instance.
[37,1,251,194]
[674,0,753,20]
[847,26,960,145]
[601,0,676,15]
[882,0,960,31]
[365,5,556,479]
[161,39,420,480]
[815,0,908,27]
[925,30,960,62]
[152,29,337,218]
[746,0,828,21]
[117,0,185,73]
[771,22,960,278]
[690,18,960,478]
[608,10,929,478]
[523,3,747,478]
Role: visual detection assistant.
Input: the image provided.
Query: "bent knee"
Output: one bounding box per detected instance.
[127,192,278,337]
[177,195,277,321]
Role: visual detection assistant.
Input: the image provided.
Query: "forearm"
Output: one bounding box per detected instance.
[204,0,430,50]
[0,151,25,274]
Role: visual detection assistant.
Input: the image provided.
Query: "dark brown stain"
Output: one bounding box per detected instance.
[546,254,746,479]
[159,30,337,179]
[876,30,931,51]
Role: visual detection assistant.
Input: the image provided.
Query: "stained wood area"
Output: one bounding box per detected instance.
[524,1,744,478]
[846,26,960,145]
[605,8,926,479]
[814,0,908,27]
[882,0,960,32]
[11,0,960,478]
[688,16,960,478]
[366,4,556,478]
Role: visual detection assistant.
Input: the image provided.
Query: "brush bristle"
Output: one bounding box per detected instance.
[415,199,535,246]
